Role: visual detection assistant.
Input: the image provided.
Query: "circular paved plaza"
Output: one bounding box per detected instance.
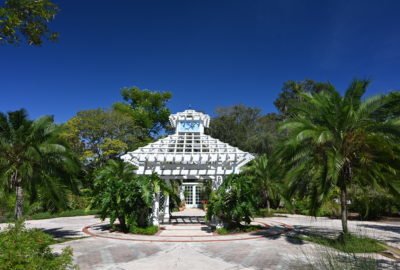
[2,215,400,269]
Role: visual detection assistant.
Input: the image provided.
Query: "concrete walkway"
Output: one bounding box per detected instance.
[257,214,400,249]
[1,214,400,269]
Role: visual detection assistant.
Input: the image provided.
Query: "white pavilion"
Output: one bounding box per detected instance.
[121,109,254,225]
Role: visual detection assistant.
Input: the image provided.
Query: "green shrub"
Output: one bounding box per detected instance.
[206,174,258,229]
[29,209,99,220]
[257,208,275,217]
[215,225,262,235]
[91,160,176,232]
[0,222,76,270]
[216,228,229,235]
[129,225,159,235]
[67,190,92,210]
[0,192,15,223]
[290,195,340,218]
[349,187,400,220]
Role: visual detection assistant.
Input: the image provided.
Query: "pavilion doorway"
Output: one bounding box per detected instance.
[182,183,202,208]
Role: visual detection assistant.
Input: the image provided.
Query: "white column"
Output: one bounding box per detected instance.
[179,185,185,200]
[152,193,160,226]
[164,195,170,219]
[212,176,223,190]
[164,180,170,219]
[211,176,224,228]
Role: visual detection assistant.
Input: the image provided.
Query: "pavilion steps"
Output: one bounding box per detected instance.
[167,215,206,224]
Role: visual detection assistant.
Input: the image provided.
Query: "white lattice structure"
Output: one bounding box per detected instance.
[121,109,255,225]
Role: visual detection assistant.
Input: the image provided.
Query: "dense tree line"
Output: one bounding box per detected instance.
[0,86,172,220]
[1,79,399,237]
[207,79,400,234]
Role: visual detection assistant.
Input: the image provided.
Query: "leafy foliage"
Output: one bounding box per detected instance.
[61,109,143,171]
[215,225,262,235]
[130,225,159,235]
[29,209,99,220]
[113,86,172,138]
[277,79,400,233]
[0,222,76,270]
[0,0,59,45]
[349,185,400,220]
[90,159,175,231]
[206,174,258,228]
[208,105,280,154]
[243,154,283,211]
[0,109,80,219]
[274,79,333,116]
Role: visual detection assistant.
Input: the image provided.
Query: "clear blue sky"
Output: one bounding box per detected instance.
[1,0,399,122]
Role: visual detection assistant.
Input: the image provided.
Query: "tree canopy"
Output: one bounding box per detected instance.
[0,109,80,219]
[61,108,143,169]
[0,0,59,46]
[113,86,172,139]
[274,79,333,116]
[277,79,400,233]
[208,105,280,155]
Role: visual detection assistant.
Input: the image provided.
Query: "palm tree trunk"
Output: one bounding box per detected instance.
[266,199,271,213]
[264,189,270,213]
[12,170,24,220]
[14,180,24,220]
[340,186,348,234]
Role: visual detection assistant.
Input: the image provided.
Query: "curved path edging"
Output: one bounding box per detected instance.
[82,221,292,243]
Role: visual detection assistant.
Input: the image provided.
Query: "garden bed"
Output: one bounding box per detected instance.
[108,224,160,235]
[297,233,386,253]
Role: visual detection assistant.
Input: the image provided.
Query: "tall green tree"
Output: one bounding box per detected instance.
[61,108,143,171]
[0,0,59,45]
[113,86,172,139]
[243,154,282,212]
[277,80,400,233]
[0,109,79,219]
[208,105,280,154]
[274,79,333,116]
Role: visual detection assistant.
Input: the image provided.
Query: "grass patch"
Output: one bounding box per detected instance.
[129,225,159,235]
[29,209,99,220]
[300,233,386,253]
[215,225,263,235]
[256,208,275,218]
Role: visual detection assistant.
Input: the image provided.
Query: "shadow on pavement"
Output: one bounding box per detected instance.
[42,227,81,238]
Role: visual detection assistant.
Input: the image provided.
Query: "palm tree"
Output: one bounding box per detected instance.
[244,154,281,212]
[0,109,79,219]
[277,80,400,234]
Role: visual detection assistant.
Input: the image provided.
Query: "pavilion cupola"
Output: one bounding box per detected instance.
[169,109,210,134]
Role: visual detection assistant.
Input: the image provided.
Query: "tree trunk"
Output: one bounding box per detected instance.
[340,186,348,234]
[264,189,271,213]
[118,216,127,232]
[14,181,24,220]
